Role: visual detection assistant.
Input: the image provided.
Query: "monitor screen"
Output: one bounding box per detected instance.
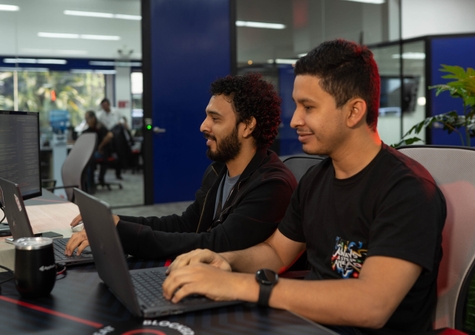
[0,111,42,200]
[380,76,420,113]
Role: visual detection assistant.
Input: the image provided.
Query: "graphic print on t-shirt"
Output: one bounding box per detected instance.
[331,237,367,279]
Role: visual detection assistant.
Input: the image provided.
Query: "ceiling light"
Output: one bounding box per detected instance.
[37,59,68,65]
[3,58,67,65]
[71,69,117,75]
[64,10,113,18]
[38,32,79,39]
[392,52,426,60]
[64,10,141,20]
[38,32,120,41]
[89,61,142,67]
[267,58,298,65]
[115,14,141,20]
[4,58,36,64]
[0,67,49,72]
[21,48,88,56]
[236,21,285,29]
[0,4,19,11]
[80,34,120,41]
[341,0,385,4]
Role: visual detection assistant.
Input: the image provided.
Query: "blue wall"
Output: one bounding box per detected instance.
[430,36,475,146]
[147,0,233,203]
[278,65,303,156]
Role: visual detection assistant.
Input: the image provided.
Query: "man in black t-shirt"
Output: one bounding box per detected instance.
[162,39,447,335]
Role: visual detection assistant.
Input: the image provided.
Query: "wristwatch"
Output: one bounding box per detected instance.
[255,268,279,307]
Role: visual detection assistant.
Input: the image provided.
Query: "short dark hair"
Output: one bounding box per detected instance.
[294,39,380,130]
[210,73,281,150]
[100,98,110,105]
[85,110,96,119]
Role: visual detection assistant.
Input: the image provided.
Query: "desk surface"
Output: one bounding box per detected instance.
[0,189,79,271]
[0,191,336,335]
[0,260,336,335]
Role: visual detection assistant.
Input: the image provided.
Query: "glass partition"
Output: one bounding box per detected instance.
[236,0,402,155]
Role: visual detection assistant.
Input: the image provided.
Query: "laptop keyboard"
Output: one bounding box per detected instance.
[131,269,169,306]
[53,238,93,261]
[131,269,210,308]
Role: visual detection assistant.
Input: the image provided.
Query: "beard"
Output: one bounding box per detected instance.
[205,127,242,163]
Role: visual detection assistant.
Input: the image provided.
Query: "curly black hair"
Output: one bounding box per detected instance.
[210,73,281,150]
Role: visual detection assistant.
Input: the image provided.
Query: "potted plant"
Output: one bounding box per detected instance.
[394,64,475,147]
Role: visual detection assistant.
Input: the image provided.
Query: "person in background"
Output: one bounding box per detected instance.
[97,98,121,131]
[82,111,113,192]
[98,98,128,180]
[162,39,447,335]
[66,73,298,261]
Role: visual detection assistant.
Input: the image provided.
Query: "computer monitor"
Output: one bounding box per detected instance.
[380,76,420,113]
[0,111,42,200]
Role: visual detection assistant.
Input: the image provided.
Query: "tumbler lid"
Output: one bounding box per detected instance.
[14,237,53,250]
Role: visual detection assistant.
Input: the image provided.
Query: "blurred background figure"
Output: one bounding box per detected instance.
[82,111,113,193]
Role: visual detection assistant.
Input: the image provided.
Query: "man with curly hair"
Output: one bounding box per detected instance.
[66,73,297,260]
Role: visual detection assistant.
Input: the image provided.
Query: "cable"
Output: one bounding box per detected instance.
[56,263,67,280]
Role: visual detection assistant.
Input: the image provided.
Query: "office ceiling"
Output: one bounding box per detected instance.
[0,0,142,60]
[2,0,469,75]
[0,0,392,64]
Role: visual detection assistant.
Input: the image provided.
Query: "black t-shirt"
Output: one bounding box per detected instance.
[279,144,446,335]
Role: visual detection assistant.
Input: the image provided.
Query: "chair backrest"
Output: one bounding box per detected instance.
[397,145,475,330]
[61,132,97,201]
[281,155,326,182]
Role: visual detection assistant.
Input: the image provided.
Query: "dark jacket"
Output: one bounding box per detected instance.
[117,149,297,259]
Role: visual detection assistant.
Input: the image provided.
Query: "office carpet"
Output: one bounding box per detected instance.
[91,169,192,217]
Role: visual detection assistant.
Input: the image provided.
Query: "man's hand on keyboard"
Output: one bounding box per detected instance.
[65,230,90,256]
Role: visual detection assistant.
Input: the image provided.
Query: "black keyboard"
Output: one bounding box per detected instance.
[131,270,169,306]
[52,238,93,261]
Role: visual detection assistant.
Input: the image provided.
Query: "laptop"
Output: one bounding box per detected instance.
[74,188,242,318]
[0,177,94,265]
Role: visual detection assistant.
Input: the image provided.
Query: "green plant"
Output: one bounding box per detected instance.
[394,64,475,147]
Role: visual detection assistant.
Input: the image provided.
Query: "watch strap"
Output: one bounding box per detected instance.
[257,281,273,306]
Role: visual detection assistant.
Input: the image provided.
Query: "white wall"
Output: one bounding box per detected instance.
[402,0,475,39]
[114,66,132,125]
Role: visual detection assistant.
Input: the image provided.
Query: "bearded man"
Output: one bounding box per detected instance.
[66,73,297,260]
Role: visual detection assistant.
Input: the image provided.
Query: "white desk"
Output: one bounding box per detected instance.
[0,190,79,271]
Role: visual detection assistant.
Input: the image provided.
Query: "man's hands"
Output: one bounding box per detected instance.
[163,263,247,303]
[66,213,121,256]
[65,230,89,256]
[163,249,257,303]
[166,248,232,274]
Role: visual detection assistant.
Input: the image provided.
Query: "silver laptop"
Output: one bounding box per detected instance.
[0,177,94,265]
[74,188,241,318]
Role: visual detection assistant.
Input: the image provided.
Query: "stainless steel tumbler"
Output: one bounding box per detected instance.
[14,237,56,298]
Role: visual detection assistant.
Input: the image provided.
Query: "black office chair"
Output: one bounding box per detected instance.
[281,154,326,182]
[94,154,123,191]
[280,154,326,278]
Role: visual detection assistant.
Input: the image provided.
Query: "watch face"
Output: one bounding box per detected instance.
[256,269,278,285]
